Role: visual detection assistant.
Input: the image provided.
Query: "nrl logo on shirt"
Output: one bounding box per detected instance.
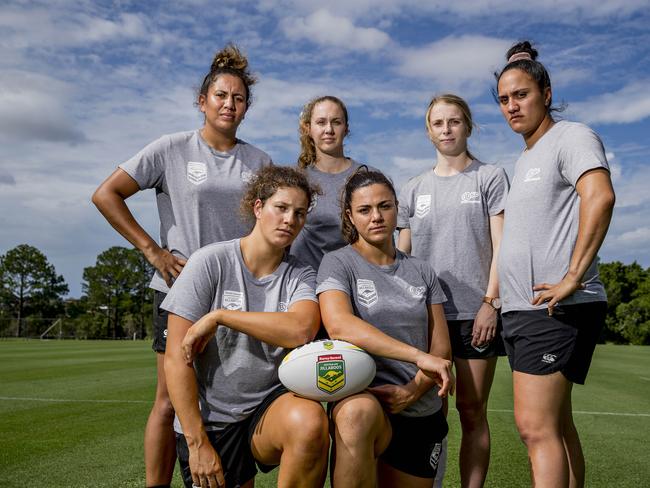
[241,170,253,183]
[222,290,244,310]
[187,161,207,185]
[308,193,318,213]
[415,194,431,218]
[524,167,541,182]
[460,191,480,204]
[356,279,378,308]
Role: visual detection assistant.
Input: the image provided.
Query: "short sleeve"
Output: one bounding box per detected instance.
[316,252,352,296]
[422,262,447,305]
[287,265,318,307]
[160,250,218,323]
[558,124,609,187]
[484,167,510,216]
[397,181,414,229]
[118,135,169,190]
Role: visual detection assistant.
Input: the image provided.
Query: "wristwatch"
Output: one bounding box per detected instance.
[483,296,502,310]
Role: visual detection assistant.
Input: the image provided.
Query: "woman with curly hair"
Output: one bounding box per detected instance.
[92,44,272,486]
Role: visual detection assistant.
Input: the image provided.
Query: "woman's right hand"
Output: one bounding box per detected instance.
[189,442,225,488]
[415,353,455,397]
[182,312,220,363]
[144,246,187,287]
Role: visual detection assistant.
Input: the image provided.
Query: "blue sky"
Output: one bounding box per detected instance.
[1,0,649,297]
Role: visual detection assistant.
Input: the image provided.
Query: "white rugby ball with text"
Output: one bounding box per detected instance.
[279,339,376,402]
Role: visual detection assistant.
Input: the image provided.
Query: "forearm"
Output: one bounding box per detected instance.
[325,310,424,364]
[206,306,319,348]
[486,213,504,297]
[93,190,160,254]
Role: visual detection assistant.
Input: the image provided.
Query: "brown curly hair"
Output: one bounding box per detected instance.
[197,43,257,108]
[298,96,349,169]
[340,167,397,244]
[240,165,322,224]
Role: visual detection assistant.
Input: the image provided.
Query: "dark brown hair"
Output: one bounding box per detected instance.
[493,40,565,115]
[240,165,321,223]
[298,96,350,168]
[340,167,397,244]
[198,43,257,108]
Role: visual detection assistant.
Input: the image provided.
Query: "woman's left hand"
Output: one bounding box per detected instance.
[471,302,498,348]
[367,382,418,414]
[532,277,584,316]
[181,311,220,364]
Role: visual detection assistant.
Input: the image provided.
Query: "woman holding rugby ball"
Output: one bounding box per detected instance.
[397,94,509,488]
[164,166,329,488]
[290,95,374,271]
[92,44,272,486]
[495,41,614,487]
[317,168,454,488]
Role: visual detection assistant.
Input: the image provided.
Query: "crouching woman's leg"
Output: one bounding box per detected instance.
[251,391,330,487]
[330,392,392,488]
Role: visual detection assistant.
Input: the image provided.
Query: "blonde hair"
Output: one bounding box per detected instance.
[425,94,476,160]
[297,96,349,169]
[198,43,257,108]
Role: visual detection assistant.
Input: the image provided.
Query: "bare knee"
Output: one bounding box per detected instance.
[455,398,488,430]
[151,393,175,423]
[284,401,329,456]
[333,395,386,447]
[515,413,560,447]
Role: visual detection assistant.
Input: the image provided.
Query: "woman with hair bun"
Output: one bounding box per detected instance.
[398,93,509,488]
[164,165,328,488]
[495,41,615,487]
[92,43,272,487]
[290,95,375,271]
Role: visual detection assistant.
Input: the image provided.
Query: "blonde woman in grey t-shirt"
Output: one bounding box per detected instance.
[318,169,454,488]
[398,94,508,488]
[495,41,614,488]
[92,44,271,487]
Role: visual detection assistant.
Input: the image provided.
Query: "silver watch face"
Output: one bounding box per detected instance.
[492,297,502,309]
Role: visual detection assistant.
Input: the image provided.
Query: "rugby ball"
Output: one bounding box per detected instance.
[279,339,376,402]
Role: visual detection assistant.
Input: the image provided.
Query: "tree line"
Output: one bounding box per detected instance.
[1,244,649,344]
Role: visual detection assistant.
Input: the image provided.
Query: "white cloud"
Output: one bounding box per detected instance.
[0,70,86,143]
[280,9,391,52]
[568,81,650,125]
[395,36,512,95]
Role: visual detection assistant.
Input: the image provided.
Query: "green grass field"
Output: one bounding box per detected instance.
[0,341,648,487]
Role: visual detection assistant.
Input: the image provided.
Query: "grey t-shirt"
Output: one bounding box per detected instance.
[498,121,609,313]
[316,245,447,417]
[160,239,318,432]
[119,130,272,293]
[397,161,509,320]
[290,160,371,271]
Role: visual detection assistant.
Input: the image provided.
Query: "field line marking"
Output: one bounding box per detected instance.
[0,396,148,404]
[487,408,650,418]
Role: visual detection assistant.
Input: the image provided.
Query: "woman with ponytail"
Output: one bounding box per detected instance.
[92,43,272,487]
[290,96,375,271]
[495,41,614,487]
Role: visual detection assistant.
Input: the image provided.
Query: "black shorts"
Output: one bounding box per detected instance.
[448,319,506,359]
[152,290,168,353]
[380,409,448,479]
[176,385,288,488]
[501,302,606,385]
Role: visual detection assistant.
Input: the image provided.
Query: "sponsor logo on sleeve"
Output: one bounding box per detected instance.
[408,285,426,298]
[317,354,346,394]
[222,290,244,310]
[415,194,431,218]
[241,170,253,183]
[524,168,541,182]
[460,191,480,204]
[187,161,208,185]
[277,301,288,312]
[356,279,378,308]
